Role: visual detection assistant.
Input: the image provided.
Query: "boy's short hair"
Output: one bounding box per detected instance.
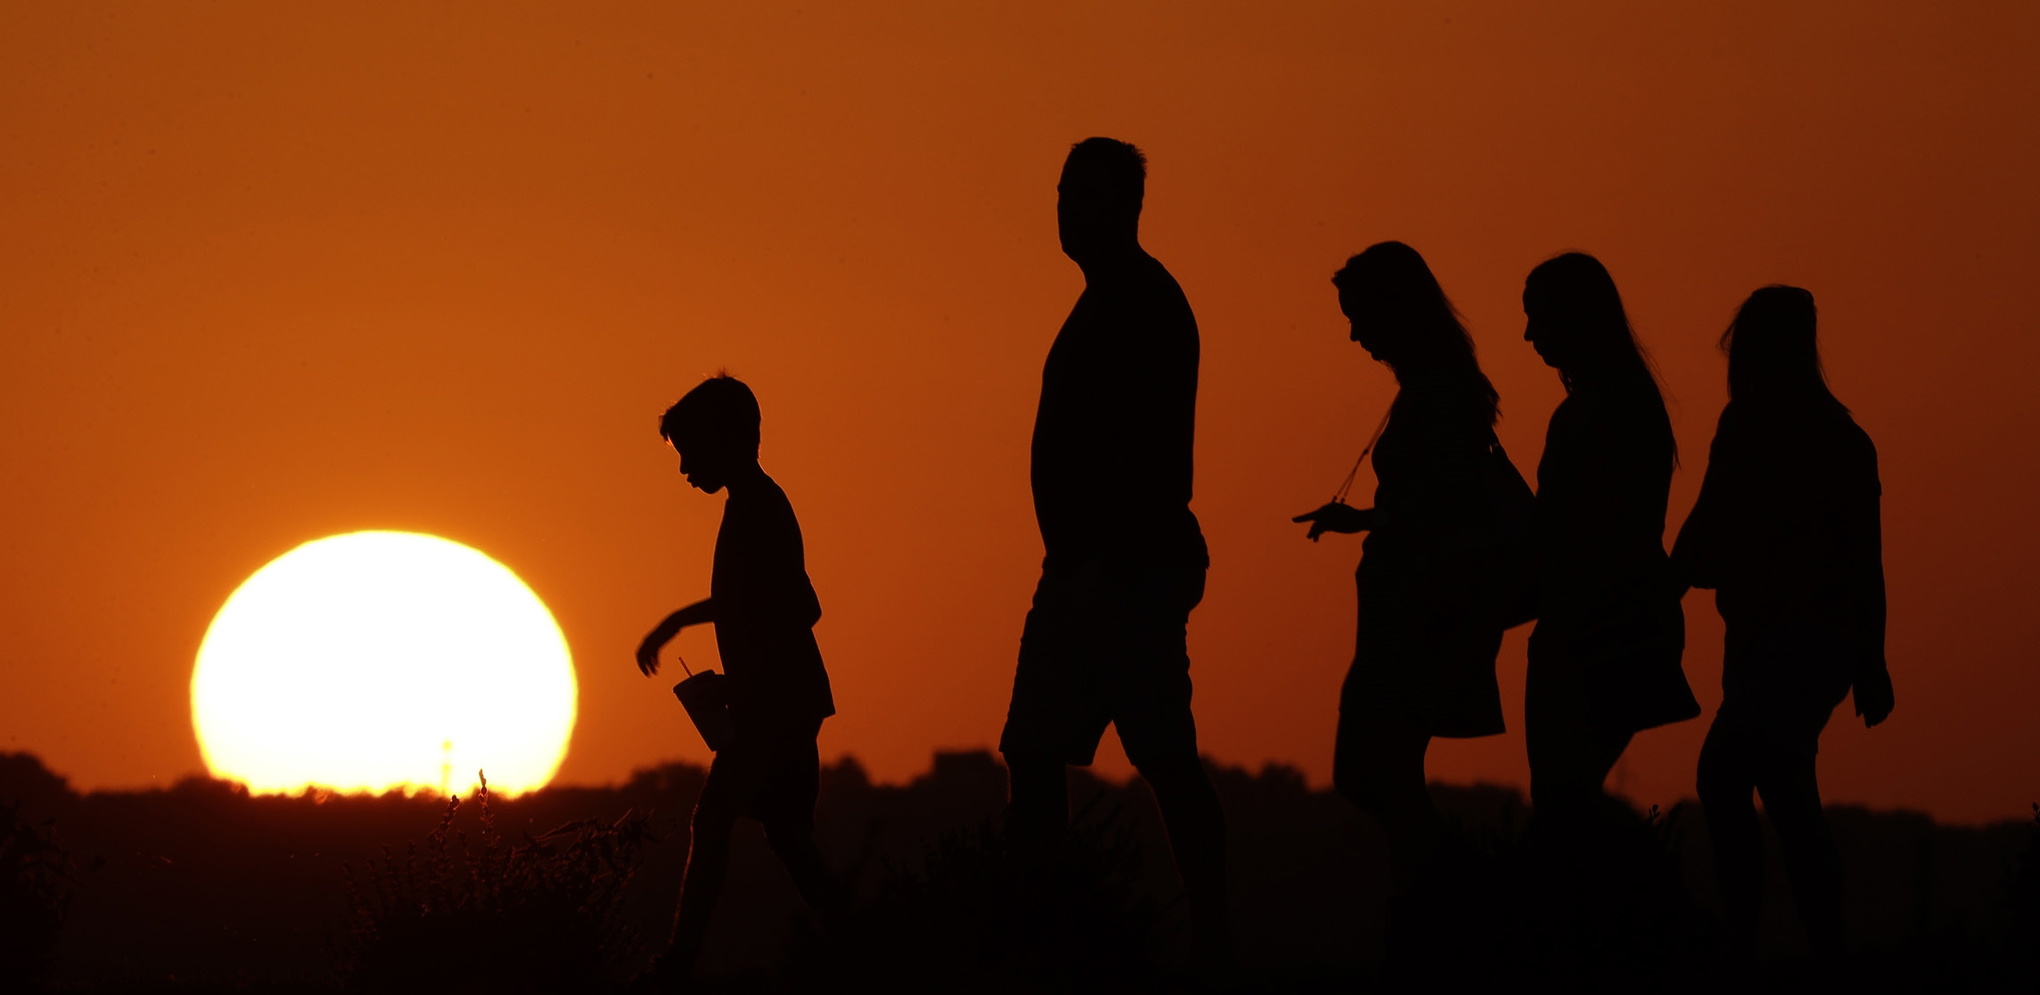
[659,373,761,456]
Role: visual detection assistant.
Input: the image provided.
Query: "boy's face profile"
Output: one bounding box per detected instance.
[674,441,720,494]
[673,436,748,494]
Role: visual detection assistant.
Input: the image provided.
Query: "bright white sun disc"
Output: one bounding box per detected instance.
[192,531,577,796]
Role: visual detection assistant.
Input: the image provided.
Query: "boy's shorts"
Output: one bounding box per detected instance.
[998,560,1205,768]
[696,713,823,829]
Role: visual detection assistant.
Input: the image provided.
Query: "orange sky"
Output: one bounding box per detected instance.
[3,1,2036,823]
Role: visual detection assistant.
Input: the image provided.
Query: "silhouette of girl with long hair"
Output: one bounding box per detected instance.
[1673,285,1893,962]
[1295,242,1513,896]
[1521,253,1699,829]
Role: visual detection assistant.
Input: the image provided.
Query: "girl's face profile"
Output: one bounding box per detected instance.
[1339,284,1390,362]
[1522,285,1566,371]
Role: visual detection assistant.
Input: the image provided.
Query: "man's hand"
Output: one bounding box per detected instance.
[1854,669,1894,728]
[1292,502,1374,542]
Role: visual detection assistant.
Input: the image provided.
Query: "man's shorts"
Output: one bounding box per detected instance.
[999,560,1205,768]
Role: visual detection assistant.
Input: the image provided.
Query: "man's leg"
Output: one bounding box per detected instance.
[1000,570,1092,858]
[1133,753,1231,965]
[1004,752,1070,858]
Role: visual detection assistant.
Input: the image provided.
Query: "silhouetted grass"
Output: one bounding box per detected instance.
[1381,800,1713,992]
[1,798,77,992]
[336,773,653,994]
[819,798,1172,993]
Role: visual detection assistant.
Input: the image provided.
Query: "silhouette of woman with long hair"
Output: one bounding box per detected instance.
[1673,285,1893,962]
[1294,241,1513,896]
[1521,253,1699,831]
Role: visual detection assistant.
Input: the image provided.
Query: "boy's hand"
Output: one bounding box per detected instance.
[636,614,683,677]
[635,600,714,677]
[635,627,669,677]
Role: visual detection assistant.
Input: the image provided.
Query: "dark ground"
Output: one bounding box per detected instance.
[1,749,2033,992]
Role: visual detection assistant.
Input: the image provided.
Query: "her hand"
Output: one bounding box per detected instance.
[1854,670,1894,728]
[1292,502,1373,541]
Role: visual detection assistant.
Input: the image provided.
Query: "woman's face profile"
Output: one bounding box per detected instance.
[1338,284,1393,363]
[1522,284,1567,371]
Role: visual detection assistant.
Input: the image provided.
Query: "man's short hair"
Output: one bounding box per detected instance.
[659,373,760,455]
[1063,137,1146,205]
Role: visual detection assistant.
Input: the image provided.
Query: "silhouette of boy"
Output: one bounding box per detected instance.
[999,137,1232,968]
[634,374,843,987]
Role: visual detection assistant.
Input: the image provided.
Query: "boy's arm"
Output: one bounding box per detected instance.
[635,598,715,676]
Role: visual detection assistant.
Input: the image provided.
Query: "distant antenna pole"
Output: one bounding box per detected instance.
[440,740,453,797]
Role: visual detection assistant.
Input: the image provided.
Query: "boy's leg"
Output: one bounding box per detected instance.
[1697,711,1763,964]
[755,726,849,932]
[657,745,770,985]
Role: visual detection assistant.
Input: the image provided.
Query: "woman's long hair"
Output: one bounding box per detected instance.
[1525,252,1674,459]
[1333,241,1499,425]
[1721,285,1846,411]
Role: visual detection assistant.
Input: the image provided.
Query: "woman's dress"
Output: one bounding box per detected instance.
[1341,374,1508,739]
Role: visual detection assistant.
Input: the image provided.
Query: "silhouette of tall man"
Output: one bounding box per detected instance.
[999,137,1231,966]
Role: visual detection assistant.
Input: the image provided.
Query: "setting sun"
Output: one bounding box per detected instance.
[191,531,577,796]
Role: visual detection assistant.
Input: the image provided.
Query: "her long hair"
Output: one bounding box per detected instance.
[1720,285,1846,411]
[1333,241,1499,425]
[1525,253,1674,462]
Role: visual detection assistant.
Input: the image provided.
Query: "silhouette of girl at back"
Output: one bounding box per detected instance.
[1521,253,1699,827]
[1294,242,1514,896]
[1673,285,1893,962]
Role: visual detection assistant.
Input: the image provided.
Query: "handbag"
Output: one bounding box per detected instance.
[1330,403,1538,630]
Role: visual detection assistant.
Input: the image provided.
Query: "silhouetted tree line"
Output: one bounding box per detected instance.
[1,750,2033,992]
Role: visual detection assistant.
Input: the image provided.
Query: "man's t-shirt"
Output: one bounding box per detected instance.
[711,473,835,721]
[1030,253,1206,573]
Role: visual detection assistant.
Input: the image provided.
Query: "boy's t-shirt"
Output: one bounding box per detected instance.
[711,472,835,722]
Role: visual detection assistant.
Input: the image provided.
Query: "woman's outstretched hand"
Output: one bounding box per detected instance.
[1293,502,1374,541]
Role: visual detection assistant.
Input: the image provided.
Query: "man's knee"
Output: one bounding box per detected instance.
[1133,751,1207,790]
[1005,752,1067,798]
[1333,758,1385,812]
[1696,742,1754,809]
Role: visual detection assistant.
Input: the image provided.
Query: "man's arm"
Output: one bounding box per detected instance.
[635,598,715,676]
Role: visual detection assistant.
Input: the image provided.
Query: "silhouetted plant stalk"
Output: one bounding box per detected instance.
[338,771,654,993]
